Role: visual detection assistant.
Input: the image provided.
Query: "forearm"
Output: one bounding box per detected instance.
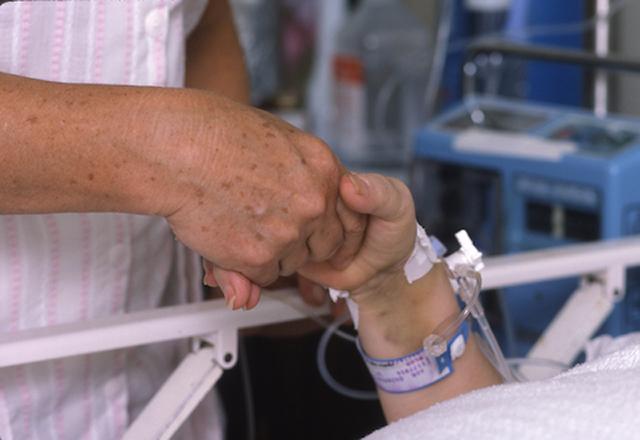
[185,0,250,103]
[357,264,503,422]
[0,72,194,217]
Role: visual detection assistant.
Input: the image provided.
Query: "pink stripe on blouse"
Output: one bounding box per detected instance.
[2,216,33,436]
[154,0,167,86]
[93,0,105,83]
[0,1,220,439]
[50,1,66,81]
[16,1,31,76]
[124,0,135,84]
[79,214,94,440]
[44,215,67,439]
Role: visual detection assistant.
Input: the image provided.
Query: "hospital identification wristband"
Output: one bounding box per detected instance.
[357,319,469,393]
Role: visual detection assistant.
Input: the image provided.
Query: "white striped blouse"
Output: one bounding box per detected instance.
[0,1,223,439]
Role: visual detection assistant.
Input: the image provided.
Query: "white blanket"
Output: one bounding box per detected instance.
[365,334,640,440]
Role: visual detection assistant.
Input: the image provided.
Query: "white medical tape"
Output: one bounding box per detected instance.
[328,223,440,329]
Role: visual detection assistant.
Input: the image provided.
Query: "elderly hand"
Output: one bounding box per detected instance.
[298,173,417,306]
[147,90,365,304]
[0,73,365,309]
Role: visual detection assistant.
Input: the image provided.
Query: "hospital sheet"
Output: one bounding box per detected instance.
[365,333,640,440]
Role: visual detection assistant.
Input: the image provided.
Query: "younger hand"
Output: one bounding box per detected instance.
[298,173,417,303]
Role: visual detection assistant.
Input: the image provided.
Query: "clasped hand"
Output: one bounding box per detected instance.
[156,92,416,308]
[207,171,418,312]
[152,92,366,307]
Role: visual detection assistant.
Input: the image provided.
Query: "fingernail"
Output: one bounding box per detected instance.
[348,173,369,196]
[312,285,327,304]
[226,295,237,310]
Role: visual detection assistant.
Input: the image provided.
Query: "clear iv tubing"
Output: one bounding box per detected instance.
[436,264,516,382]
[272,246,573,397]
[316,314,378,401]
[373,0,630,134]
[269,294,377,399]
[312,261,515,402]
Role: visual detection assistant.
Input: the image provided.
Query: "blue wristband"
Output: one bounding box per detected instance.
[357,320,470,394]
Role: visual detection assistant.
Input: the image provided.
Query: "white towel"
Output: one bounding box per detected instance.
[365,335,640,440]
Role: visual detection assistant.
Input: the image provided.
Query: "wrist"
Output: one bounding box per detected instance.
[350,269,405,311]
[354,264,452,318]
[45,79,177,217]
[93,85,172,216]
[356,264,461,358]
[121,87,225,218]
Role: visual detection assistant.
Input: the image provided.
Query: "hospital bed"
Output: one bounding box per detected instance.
[1,236,640,438]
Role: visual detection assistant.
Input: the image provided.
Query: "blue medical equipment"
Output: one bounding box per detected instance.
[412,93,640,355]
[439,0,585,111]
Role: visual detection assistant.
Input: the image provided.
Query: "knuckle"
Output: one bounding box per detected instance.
[245,246,274,268]
[320,158,340,180]
[279,224,301,245]
[305,134,330,152]
[299,192,327,219]
[307,137,339,174]
[264,220,301,249]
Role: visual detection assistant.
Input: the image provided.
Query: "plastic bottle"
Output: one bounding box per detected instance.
[306,0,348,144]
[332,0,430,167]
